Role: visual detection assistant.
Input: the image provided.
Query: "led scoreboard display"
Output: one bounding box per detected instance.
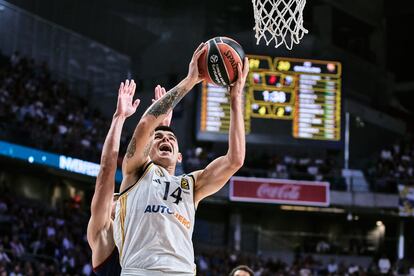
[275,58,341,141]
[199,82,251,134]
[249,71,295,120]
[197,55,342,144]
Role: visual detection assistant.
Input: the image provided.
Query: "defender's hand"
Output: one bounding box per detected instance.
[114,79,140,118]
[229,57,249,99]
[186,43,206,86]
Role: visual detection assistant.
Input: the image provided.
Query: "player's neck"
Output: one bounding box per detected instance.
[164,164,176,176]
[157,162,176,176]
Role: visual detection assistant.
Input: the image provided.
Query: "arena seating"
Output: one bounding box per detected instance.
[184,147,347,191]
[2,52,411,195]
[1,193,412,275]
[366,140,414,193]
[0,51,129,164]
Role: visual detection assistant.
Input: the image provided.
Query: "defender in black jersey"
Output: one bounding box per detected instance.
[93,249,121,276]
[86,80,171,276]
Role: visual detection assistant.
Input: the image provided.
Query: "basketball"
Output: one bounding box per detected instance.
[198,37,245,86]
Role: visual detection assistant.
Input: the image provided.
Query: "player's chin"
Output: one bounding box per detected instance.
[153,154,175,164]
[157,151,173,159]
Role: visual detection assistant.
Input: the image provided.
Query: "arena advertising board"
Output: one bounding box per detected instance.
[230,176,330,207]
[0,140,122,182]
[398,184,414,216]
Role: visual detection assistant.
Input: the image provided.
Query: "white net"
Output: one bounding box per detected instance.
[252,0,308,50]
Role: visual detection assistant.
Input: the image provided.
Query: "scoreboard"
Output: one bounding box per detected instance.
[199,83,251,133]
[275,58,341,140]
[197,55,342,144]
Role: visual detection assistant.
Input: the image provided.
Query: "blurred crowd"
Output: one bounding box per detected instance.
[367,140,414,193]
[3,51,412,195]
[184,147,346,190]
[195,249,414,276]
[0,51,129,163]
[1,192,413,276]
[0,195,92,275]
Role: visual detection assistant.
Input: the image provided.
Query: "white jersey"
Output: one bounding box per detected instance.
[113,162,196,275]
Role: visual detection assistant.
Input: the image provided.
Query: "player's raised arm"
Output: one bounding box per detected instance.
[87,80,140,264]
[193,57,249,207]
[121,43,206,186]
[152,85,173,127]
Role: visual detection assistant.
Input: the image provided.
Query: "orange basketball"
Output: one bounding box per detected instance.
[198,37,245,86]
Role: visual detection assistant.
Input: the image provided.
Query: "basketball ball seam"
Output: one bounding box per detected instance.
[204,43,214,85]
[207,40,230,86]
[214,40,231,86]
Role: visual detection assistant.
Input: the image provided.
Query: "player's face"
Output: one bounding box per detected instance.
[150,130,182,167]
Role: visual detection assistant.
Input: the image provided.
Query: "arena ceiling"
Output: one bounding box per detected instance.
[3,0,414,109]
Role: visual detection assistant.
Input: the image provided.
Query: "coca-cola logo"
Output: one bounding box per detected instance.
[257,183,301,200]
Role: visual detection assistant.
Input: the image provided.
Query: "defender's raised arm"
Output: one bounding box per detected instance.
[87,80,139,268]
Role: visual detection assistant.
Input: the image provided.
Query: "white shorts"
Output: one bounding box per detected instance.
[121,268,195,276]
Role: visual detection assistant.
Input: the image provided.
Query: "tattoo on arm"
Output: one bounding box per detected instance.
[126,84,187,161]
[143,130,154,157]
[143,141,152,157]
[145,86,187,118]
[126,138,136,158]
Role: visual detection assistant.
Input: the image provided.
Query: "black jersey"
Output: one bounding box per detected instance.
[93,249,121,276]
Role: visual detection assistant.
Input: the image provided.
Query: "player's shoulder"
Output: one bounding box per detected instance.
[186,170,203,186]
[169,171,198,190]
[188,170,202,178]
[119,160,155,195]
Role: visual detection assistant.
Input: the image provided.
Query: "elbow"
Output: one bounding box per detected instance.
[228,147,245,170]
[138,117,152,130]
[228,155,244,170]
[135,118,156,136]
[97,164,116,181]
[234,158,244,169]
[101,154,118,165]
[99,157,117,174]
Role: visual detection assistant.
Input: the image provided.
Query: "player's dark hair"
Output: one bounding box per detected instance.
[154,126,178,143]
[154,125,176,135]
[229,265,254,276]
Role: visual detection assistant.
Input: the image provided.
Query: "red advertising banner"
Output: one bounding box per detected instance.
[230,177,330,207]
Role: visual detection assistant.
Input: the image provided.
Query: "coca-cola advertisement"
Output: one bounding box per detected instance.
[229,176,330,206]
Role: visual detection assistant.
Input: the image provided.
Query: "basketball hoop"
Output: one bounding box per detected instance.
[252,0,308,50]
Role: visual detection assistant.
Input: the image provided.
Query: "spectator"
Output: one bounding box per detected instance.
[327,258,338,275]
[299,265,312,276]
[409,264,414,276]
[9,236,24,258]
[0,244,11,263]
[82,262,92,276]
[316,240,330,253]
[197,254,209,272]
[0,200,7,213]
[9,264,23,276]
[378,254,391,274]
[229,265,254,276]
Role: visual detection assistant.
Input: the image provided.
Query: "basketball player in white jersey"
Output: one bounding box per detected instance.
[87,80,171,275]
[113,43,249,275]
